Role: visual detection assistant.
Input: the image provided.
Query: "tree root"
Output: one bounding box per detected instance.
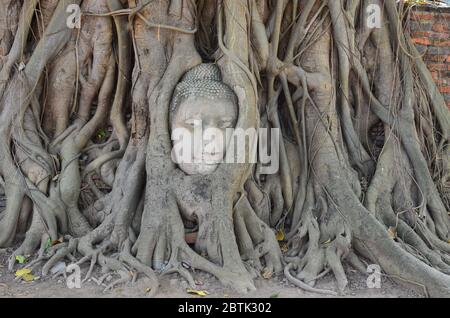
[285,263,338,296]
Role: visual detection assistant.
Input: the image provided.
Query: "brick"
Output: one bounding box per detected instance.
[433,71,450,80]
[426,46,450,55]
[414,44,427,55]
[410,6,450,108]
[412,38,432,46]
[428,71,450,81]
[423,55,447,63]
[434,78,450,86]
[430,71,439,80]
[433,40,450,47]
[410,21,434,31]
[411,31,449,39]
[411,12,435,21]
[428,64,447,71]
[440,86,450,94]
[432,23,449,33]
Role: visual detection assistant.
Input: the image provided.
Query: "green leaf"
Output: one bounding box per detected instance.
[44,238,52,251]
[97,129,107,139]
[15,255,26,264]
[270,293,279,298]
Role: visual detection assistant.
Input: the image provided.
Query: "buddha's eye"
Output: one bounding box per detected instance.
[218,119,233,129]
[185,119,201,128]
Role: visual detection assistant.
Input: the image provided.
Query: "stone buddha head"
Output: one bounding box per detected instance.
[170,64,238,175]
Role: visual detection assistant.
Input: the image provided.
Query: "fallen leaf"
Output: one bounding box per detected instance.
[404,0,441,5]
[186,289,209,297]
[52,237,64,246]
[15,255,26,264]
[270,293,279,298]
[388,226,397,239]
[261,268,273,279]
[280,243,289,253]
[22,273,39,282]
[15,268,31,278]
[97,129,107,140]
[145,288,152,293]
[276,230,285,241]
[44,238,52,251]
[322,239,332,245]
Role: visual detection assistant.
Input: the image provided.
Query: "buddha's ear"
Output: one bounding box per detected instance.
[233,85,246,124]
[233,85,246,104]
[232,85,259,131]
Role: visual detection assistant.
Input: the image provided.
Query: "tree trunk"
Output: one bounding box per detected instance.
[0,0,449,297]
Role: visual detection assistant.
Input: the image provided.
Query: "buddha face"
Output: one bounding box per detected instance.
[171,96,238,175]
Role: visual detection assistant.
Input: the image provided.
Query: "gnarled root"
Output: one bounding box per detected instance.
[136,192,256,294]
[234,195,283,277]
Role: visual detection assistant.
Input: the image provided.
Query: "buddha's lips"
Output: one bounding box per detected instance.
[192,155,222,163]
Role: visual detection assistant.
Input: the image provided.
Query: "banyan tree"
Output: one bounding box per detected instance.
[0,0,449,297]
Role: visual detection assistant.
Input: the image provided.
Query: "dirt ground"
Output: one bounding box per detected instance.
[0,247,424,298]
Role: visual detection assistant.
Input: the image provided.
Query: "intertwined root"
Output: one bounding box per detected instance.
[1,0,450,299]
[234,196,283,277]
[133,195,257,294]
[18,234,160,295]
[285,204,352,296]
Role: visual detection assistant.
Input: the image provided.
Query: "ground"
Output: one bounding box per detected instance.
[0,247,422,298]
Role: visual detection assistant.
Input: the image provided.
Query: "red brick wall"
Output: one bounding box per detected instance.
[409,5,450,110]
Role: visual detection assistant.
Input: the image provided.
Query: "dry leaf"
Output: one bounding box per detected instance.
[280,243,289,253]
[186,289,209,297]
[262,268,273,279]
[388,226,397,239]
[276,230,285,241]
[322,239,332,245]
[52,237,64,246]
[15,268,31,278]
[22,273,39,282]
